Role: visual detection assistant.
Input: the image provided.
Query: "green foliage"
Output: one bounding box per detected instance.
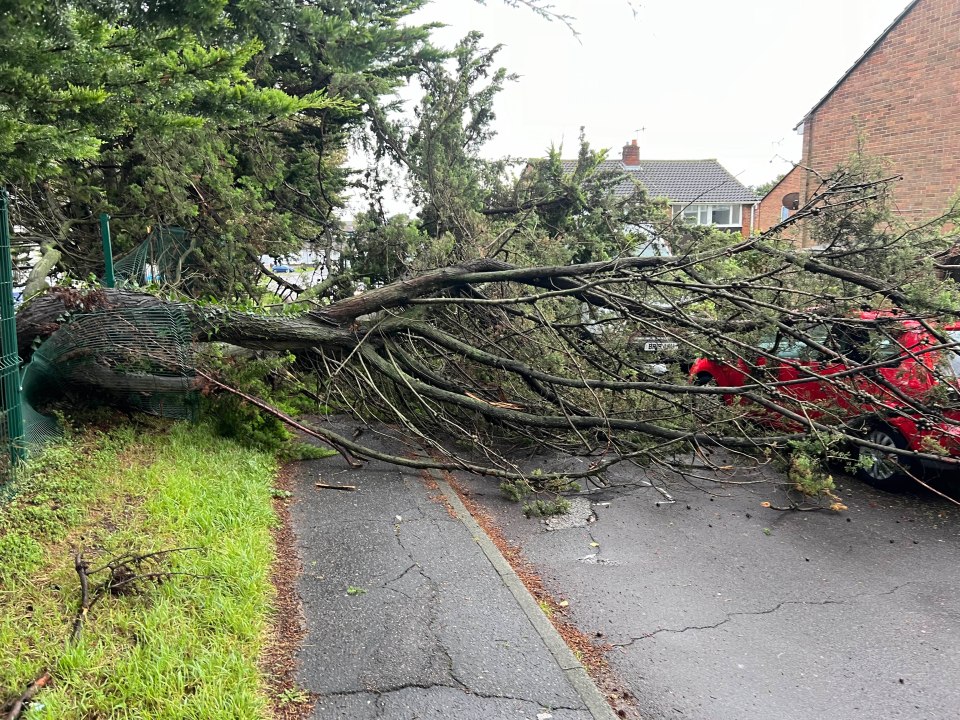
[345,212,429,285]
[202,350,294,450]
[3,0,440,300]
[785,437,848,511]
[284,442,338,462]
[395,31,516,260]
[200,348,336,461]
[206,393,292,454]
[499,477,534,502]
[516,130,668,265]
[522,497,572,518]
[501,475,573,518]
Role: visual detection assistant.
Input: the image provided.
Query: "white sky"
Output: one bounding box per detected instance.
[404,0,912,189]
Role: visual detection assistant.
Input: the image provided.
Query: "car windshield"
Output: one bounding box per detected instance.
[757,325,828,360]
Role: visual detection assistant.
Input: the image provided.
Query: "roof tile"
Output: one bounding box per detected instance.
[559,159,758,204]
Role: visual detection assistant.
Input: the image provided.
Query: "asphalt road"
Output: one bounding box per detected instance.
[456,452,960,720]
[287,420,611,719]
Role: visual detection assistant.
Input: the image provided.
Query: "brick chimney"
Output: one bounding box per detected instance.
[622,139,640,166]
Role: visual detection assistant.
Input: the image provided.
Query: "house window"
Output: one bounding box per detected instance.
[672,204,742,228]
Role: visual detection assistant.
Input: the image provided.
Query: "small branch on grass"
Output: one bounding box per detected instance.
[70,553,92,643]
[3,673,52,720]
[71,547,206,641]
[3,547,205,720]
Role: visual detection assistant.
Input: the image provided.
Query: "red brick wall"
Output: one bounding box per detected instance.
[800,0,960,241]
[740,203,754,236]
[757,165,806,239]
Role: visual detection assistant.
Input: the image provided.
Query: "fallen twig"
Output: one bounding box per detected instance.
[315,482,357,491]
[3,547,206,719]
[70,553,92,643]
[764,504,823,512]
[4,673,51,720]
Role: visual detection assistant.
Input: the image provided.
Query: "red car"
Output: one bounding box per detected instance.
[688,312,960,488]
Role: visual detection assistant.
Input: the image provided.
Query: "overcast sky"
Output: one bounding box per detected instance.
[404,0,912,189]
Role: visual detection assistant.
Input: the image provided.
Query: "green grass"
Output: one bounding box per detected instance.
[0,420,279,719]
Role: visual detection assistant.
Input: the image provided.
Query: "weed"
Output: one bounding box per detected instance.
[346,586,367,596]
[278,687,310,705]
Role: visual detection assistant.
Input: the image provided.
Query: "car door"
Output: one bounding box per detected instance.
[773,325,837,415]
[870,328,934,405]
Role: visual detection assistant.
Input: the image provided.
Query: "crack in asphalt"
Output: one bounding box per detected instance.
[614,584,914,647]
[391,515,471,693]
[380,562,419,600]
[319,683,583,714]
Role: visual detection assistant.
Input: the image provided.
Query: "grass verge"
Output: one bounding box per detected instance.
[0,419,279,719]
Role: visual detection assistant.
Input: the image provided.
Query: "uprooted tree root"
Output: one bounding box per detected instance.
[3,547,204,720]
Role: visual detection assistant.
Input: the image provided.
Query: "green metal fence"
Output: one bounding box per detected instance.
[0,190,25,480]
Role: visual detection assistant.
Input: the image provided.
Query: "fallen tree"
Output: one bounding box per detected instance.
[16,172,960,497]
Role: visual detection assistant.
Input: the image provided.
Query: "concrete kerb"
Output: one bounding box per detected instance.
[435,474,618,720]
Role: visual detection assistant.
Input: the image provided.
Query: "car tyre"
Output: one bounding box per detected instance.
[855,425,911,492]
[693,372,715,387]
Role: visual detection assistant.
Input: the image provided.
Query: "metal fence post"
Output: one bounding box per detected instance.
[101,212,115,288]
[0,190,25,468]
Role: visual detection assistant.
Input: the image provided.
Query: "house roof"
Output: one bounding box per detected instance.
[559,159,759,204]
[795,0,920,130]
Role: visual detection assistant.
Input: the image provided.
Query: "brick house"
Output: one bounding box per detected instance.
[757,0,960,244]
[563,140,759,237]
[756,165,804,237]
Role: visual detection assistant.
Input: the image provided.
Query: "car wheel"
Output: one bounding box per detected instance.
[855,425,910,491]
[693,372,715,387]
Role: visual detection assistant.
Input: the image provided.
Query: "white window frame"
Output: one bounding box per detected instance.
[672,203,743,229]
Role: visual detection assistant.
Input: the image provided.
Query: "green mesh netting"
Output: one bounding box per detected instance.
[0,354,25,488]
[19,304,198,445]
[113,226,191,287]
[1,305,197,489]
